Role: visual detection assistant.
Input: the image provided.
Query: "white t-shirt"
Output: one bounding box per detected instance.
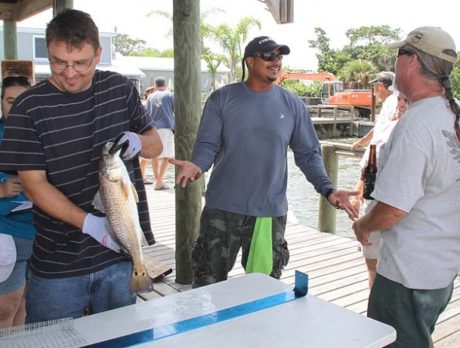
[360,94,398,168]
[373,96,460,289]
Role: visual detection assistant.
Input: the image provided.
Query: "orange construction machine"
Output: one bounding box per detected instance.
[275,71,372,114]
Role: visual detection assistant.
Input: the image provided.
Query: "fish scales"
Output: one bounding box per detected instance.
[98,142,152,292]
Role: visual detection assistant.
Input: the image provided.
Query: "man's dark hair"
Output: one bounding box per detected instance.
[154,76,166,88]
[46,9,100,51]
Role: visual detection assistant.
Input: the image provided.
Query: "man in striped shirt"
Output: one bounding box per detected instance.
[0,9,162,323]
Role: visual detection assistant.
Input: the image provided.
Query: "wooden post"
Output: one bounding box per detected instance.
[173,0,201,284]
[318,144,337,233]
[53,0,74,15]
[3,20,17,60]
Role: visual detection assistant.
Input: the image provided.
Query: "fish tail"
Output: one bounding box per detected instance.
[130,262,153,293]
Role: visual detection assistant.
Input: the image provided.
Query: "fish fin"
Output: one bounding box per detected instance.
[130,262,153,293]
[120,179,131,199]
[131,183,139,203]
[92,190,105,213]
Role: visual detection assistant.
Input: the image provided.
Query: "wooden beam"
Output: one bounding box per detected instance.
[260,0,294,24]
[0,0,52,21]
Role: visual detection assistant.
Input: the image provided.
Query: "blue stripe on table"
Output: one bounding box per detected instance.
[84,289,302,347]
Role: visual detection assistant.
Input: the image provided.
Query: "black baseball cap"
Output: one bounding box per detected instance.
[241,36,290,81]
[243,36,290,58]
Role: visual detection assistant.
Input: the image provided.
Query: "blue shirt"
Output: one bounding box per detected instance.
[146,90,175,129]
[0,122,36,240]
[192,82,334,217]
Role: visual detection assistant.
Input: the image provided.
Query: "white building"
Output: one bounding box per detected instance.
[0,26,229,93]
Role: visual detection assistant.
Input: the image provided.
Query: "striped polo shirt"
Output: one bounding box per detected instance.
[0,70,155,278]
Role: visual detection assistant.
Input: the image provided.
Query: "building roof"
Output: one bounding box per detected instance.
[115,55,229,73]
[33,62,145,78]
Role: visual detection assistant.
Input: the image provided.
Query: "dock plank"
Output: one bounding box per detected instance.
[143,187,460,348]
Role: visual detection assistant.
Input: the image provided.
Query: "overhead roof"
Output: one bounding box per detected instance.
[0,0,52,21]
[0,1,293,23]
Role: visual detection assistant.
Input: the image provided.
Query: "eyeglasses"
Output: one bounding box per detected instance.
[49,56,95,73]
[253,52,283,62]
[397,49,414,57]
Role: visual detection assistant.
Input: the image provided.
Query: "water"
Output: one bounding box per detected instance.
[286,149,361,239]
[159,145,361,239]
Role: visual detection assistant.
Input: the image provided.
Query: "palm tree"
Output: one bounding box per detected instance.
[206,17,261,82]
[147,9,260,83]
[148,7,228,87]
[202,52,226,91]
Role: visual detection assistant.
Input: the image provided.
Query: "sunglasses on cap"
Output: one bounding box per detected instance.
[253,52,283,62]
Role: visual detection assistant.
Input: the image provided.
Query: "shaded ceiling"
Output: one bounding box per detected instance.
[0,0,51,21]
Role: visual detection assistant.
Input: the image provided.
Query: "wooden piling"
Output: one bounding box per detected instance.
[318,144,338,233]
[173,0,202,284]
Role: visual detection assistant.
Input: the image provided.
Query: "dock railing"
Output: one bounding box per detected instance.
[318,141,365,233]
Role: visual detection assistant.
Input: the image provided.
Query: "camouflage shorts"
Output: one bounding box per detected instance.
[191,206,289,288]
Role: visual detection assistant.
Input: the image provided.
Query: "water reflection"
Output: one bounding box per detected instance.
[287,150,361,238]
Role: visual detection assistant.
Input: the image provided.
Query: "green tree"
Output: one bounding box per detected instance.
[131,48,174,58]
[202,52,226,91]
[281,80,322,97]
[337,60,377,89]
[309,26,400,87]
[308,27,349,75]
[147,7,228,83]
[451,65,460,100]
[206,16,261,82]
[343,26,401,71]
[113,33,146,55]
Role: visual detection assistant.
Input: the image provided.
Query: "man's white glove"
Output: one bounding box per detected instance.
[82,213,121,253]
[112,131,142,160]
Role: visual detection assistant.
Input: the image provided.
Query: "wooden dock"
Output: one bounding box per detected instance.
[141,187,460,347]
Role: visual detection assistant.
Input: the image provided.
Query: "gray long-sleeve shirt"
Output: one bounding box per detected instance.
[192,82,333,217]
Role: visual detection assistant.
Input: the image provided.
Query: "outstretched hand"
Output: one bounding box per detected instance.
[169,159,202,188]
[327,190,360,221]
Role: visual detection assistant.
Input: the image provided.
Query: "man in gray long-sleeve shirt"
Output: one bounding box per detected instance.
[172,36,358,287]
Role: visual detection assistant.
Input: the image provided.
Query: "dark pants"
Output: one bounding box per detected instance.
[368,273,454,348]
[191,207,289,288]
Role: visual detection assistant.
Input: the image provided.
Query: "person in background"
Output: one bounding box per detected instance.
[0,9,162,324]
[0,76,34,329]
[146,76,175,190]
[351,72,397,150]
[140,85,157,184]
[353,26,460,346]
[171,36,359,288]
[350,88,408,288]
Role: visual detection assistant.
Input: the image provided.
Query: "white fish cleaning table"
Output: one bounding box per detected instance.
[70,273,395,347]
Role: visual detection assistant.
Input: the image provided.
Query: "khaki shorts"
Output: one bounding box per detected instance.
[157,128,174,158]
